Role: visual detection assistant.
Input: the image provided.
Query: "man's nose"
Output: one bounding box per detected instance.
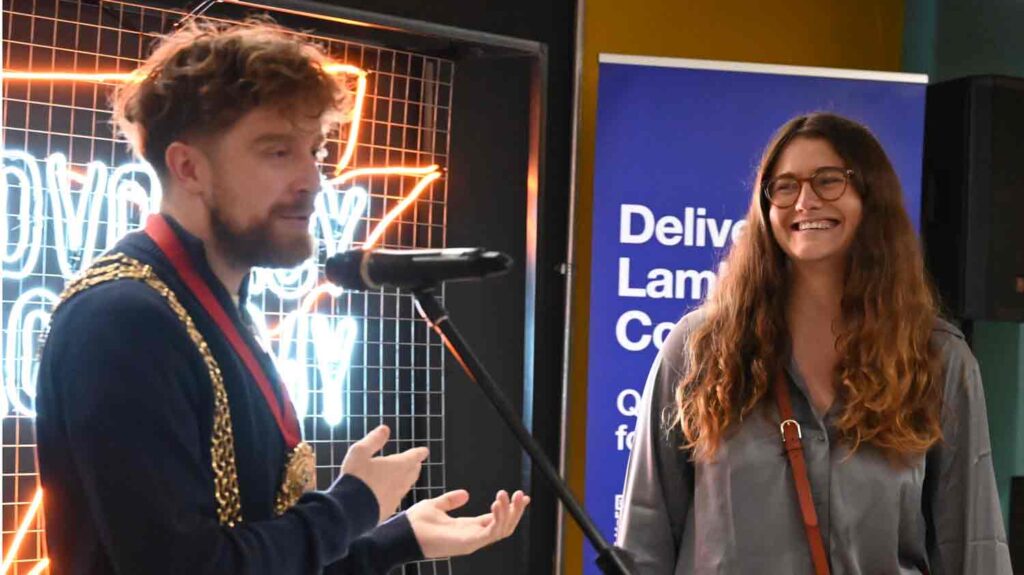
[299,160,323,195]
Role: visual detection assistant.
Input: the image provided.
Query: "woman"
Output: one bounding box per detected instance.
[617,113,1011,574]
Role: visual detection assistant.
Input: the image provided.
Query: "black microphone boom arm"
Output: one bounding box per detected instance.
[322,247,635,573]
[410,289,634,575]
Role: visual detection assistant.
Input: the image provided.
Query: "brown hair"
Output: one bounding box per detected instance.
[112,17,350,176]
[675,112,942,461]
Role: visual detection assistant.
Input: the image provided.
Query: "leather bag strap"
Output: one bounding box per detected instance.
[773,371,831,575]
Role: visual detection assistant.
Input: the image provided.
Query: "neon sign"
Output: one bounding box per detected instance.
[0,149,374,422]
[2,56,445,571]
[1,63,444,426]
[0,487,47,575]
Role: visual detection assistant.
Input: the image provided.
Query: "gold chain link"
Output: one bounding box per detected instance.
[54,254,244,526]
[274,441,316,515]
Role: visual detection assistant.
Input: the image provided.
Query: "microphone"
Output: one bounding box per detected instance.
[324,247,513,291]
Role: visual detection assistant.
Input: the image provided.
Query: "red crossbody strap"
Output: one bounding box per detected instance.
[773,371,831,575]
[145,214,301,448]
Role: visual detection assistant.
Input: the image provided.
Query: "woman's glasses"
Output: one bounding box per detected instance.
[763,167,855,208]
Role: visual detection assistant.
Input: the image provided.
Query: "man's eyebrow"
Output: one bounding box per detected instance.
[249,132,294,147]
[249,131,326,150]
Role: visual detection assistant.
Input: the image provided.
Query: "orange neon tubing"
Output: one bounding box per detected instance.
[1,488,44,575]
[0,70,141,82]
[362,171,442,250]
[26,559,50,575]
[327,164,440,188]
[331,72,367,175]
[3,66,371,182]
[0,64,362,83]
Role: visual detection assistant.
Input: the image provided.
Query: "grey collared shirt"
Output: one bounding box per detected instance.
[617,311,1012,574]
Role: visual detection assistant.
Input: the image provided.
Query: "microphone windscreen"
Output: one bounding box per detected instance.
[324,250,370,290]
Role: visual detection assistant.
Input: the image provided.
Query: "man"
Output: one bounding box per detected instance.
[35,19,529,574]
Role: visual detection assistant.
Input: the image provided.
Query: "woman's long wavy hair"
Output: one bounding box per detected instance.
[674,112,942,461]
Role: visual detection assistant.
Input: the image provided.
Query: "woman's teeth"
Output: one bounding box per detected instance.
[795,220,837,231]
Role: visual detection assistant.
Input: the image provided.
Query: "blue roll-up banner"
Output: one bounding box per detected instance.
[583,55,927,570]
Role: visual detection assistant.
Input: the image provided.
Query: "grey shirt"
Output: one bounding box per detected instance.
[617,311,1012,574]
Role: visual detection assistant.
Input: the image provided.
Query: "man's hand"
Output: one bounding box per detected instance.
[407,489,531,559]
[340,425,428,523]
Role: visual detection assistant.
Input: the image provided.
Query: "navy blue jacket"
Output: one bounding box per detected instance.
[35,217,422,574]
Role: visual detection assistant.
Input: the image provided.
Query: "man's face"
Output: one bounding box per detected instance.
[200,105,326,269]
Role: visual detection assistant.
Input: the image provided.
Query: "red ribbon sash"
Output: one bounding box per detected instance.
[145,214,301,448]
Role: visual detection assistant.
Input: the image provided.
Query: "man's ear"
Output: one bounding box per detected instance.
[164,141,210,197]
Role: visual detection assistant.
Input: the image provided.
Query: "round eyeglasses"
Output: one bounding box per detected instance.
[763,167,855,208]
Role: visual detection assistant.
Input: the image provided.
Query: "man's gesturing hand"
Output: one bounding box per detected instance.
[407,489,530,558]
[340,425,429,523]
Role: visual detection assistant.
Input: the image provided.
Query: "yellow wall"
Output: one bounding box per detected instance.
[565,1,905,572]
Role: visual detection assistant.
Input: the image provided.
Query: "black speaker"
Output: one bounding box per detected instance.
[922,75,1024,322]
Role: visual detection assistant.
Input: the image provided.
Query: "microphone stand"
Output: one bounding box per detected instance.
[411,287,634,575]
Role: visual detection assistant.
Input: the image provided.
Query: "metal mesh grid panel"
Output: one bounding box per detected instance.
[1,1,454,573]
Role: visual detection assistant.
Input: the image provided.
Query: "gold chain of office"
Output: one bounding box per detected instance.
[53,254,310,526]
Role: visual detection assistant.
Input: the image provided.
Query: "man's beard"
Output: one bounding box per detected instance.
[207,196,315,270]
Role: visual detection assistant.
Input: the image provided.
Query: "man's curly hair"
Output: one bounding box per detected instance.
[112,17,350,176]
